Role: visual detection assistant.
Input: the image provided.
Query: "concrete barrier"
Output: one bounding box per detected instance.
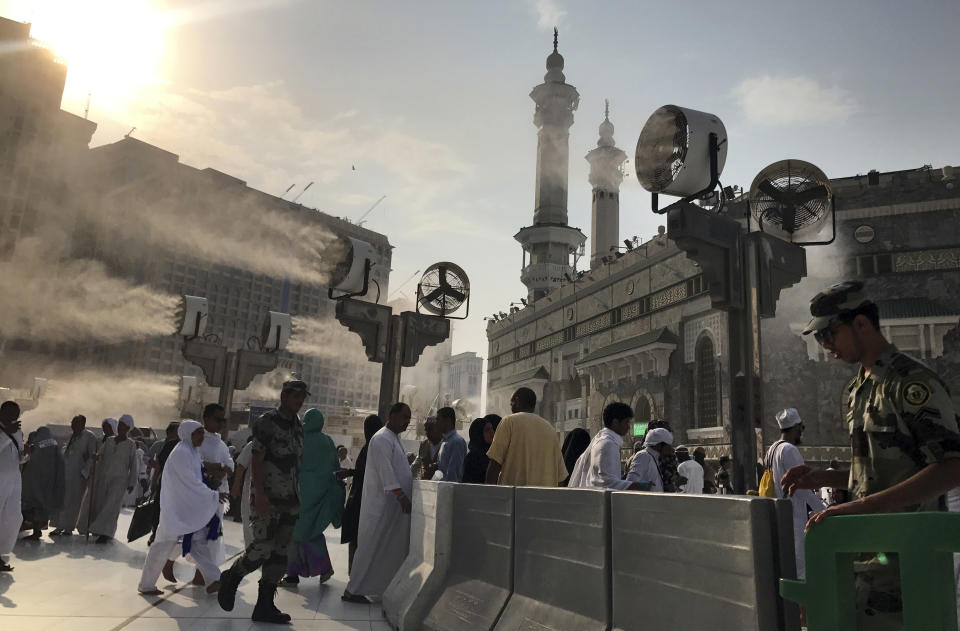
[421,484,515,631]
[610,493,799,631]
[383,481,454,631]
[494,487,610,631]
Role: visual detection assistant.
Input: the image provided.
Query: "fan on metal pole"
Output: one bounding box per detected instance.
[748,159,835,245]
[416,262,470,319]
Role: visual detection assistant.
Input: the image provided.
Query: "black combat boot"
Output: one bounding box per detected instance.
[217,568,241,612]
[252,582,291,624]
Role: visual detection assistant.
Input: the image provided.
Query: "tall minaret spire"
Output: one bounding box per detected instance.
[514,29,586,302]
[586,100,627,269]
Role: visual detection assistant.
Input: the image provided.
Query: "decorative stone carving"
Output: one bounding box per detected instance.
[684,312,726,363]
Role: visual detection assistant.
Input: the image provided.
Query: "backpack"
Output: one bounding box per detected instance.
[758,440,786,498]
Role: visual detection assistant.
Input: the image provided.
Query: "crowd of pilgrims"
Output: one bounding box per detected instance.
[0,384,818,623]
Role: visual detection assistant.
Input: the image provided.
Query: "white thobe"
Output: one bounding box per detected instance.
[568,428,634,490]
[235,441,254,549]
[346,427,413,597]
[198,430,233,564]
[54,429,99,531]
[0,430,24,560]
[765,440,824,578]
[626,448,664,492]
[678,459,705,495]
[79,437,137,538]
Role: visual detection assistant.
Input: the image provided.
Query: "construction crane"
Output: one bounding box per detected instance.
[357,195,386,227]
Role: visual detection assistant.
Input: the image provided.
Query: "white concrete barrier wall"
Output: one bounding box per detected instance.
[610,493,798,631]
[383,481,454,631]
[421,484,515,631]
[494,487,610,631]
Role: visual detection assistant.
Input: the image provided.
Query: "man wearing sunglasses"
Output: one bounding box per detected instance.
[781,280,960,629]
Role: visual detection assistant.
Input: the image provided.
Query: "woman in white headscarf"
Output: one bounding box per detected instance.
[138,420,225,595]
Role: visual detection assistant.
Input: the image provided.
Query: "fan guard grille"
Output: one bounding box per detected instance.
[749,160,831,234]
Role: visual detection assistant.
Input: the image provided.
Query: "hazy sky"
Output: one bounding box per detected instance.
[4,0,959,360]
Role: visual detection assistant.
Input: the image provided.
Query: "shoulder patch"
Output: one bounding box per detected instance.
[904,381,932,406]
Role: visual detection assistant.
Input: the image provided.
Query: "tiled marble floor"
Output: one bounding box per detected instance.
[0,509,390,630]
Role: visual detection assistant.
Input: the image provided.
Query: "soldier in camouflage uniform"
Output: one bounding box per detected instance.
[218,380,307,624]
[783,281,960,630]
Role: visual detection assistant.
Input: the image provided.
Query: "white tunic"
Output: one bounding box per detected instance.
[625,448,664,492]
[79,437,138,538]
[0,430,24,558]
[198,429,233,563]
[678,459,705,495]
[765,440,825,578]
[346,426,413,597]
[235,441,254,549]
[568,428,633,490]
[55,429,99,530]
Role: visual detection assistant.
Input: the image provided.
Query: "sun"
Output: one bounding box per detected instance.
[12,0,168,111]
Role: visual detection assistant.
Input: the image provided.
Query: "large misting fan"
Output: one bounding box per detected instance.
[749,159,832,240]
[416,262,470,319]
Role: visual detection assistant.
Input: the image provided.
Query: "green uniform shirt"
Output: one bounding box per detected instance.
[846,343,960,509]
[251,408,303,509]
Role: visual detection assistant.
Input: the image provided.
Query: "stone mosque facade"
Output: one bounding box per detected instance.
[485,37,960,466]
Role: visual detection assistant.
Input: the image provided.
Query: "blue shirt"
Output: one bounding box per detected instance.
[437,429,467,482]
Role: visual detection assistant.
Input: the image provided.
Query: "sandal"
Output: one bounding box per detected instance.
[340,591,369,603]
[138,588,163,596]
[0,562,13,572]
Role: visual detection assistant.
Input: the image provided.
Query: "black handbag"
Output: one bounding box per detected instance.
[127,497,159,542]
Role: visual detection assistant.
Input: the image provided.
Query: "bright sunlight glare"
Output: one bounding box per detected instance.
[5,0,167,111]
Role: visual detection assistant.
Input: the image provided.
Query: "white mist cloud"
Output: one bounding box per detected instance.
[0,237,178,344]
[287,315,367,360]
[19,367,179,432]
[732,75,857,126]
[528,0,566,31]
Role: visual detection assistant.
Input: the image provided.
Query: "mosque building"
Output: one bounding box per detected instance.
[486,34,960,466]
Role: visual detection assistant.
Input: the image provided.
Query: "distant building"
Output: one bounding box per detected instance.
[0,17,96,259]
[443,351,483,401]
[487,36,960,467]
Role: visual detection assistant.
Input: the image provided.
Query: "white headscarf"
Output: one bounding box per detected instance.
[103,417,119,434]
[118,414,135,429]
[158,420,219,536]
[644,427,674,448]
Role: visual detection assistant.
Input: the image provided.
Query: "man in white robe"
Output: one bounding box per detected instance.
[626,427,674,492]
[231,440,254,549]
[138,420,225,595]
[569,402,643,491]
[676,445,705,495]
[79,414,138,543]
[52,415,99,535]
[764,408,824,578]
[0,401,24,572]
[342,402,413,603]
[192,403,233,578]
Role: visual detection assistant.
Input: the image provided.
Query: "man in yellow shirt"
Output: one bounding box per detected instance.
[485,388,567,486]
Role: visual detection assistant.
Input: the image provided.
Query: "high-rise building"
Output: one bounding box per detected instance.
[443,351,483,402]
[0,17,96,259]
[77,136,392,418]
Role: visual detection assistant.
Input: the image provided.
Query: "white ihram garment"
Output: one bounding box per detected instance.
[765,440,825,579]
[198,430,233,564]
[678,459,705,494]
[55,429,99,531]
[235,441,254,549]
[625,448,664,492]
[0,430,24,562]
[346,427,413,597]
[79,437,138,538]
[139,421,222,591]
[567,428,634,490]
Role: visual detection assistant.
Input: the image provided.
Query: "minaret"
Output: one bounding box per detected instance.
[586,101,627,269]
[514,29,586,303]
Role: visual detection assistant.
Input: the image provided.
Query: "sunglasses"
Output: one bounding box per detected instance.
[814,321,842,345]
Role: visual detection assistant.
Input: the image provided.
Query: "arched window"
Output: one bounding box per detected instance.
[633,395,651,424]
[695,335,718,428]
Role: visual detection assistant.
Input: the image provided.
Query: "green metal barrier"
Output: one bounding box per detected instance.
[780,512,960,630]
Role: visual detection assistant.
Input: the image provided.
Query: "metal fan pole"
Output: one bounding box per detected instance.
[727,236,763,493]
[377,314,405,422]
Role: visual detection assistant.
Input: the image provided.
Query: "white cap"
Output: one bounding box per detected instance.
[776,408,802,430]
[643,427,674,447]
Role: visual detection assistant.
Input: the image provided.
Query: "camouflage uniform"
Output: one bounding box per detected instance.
[846,343,960,628]
[228,408,303,586]
[802,281,960,629]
